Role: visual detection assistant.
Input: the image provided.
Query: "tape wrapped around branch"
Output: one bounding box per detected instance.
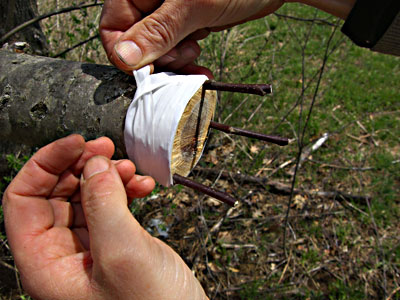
[124,66,217,186]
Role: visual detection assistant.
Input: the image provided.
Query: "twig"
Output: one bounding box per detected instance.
[194,167,371,202]
[1,2,103,43]
[356,120,379,146]
[307,159,400,171]
[283,20,340,255]
[287,132,330,175]
[273,13,338,27]
[203,80,272,96]
[173,174,237,207]
[220,243,257,250]
[52,33,99,58]
[0,259,15,271]
[386,287,400,300]
[366,195,388,297]
[209,121,289,146]
[210,205,237,234]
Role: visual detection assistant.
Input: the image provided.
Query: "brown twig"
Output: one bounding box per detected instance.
[173,174,237,207]
[209,121,289,146]
[203,80,272,96]
[0,2,103,43]
[194,167,371,203]
[273,13,338,27]
[52,33,99,58]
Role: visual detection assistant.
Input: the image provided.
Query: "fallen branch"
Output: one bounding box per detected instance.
[194,167,371,202]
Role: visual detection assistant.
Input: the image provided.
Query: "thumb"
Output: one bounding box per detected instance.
[80,156,145,254]
[113,2,199,70]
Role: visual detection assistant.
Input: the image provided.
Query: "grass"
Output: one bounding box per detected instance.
[1,1,400,299]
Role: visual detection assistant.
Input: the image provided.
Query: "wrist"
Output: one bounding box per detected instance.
[287,0,357,20]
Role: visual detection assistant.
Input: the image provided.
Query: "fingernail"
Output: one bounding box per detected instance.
[135,175,147,182]
[83,156,110,180]
[115,41,142,66]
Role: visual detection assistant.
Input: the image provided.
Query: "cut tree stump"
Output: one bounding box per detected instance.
[171,87,216,177]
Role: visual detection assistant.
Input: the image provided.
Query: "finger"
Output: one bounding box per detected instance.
[100,0,142,65]
[132,0,163,13]
[70,159,138,207]
[154,40,200,69]
[6,134,85,197]
[72,202,86,228]
[113,160,154,199]
[49,199,73,227]
[49,170,79,198]
[71,137,115,176]
[71,174,153,229]
[126,175,155,199]
[80,156,146,255]
[70,189,81,203]
[178,63,214,78]
[113,159,136,185]
[112,2,201,71]
[3,135,85,250]
[187,28,211,41]
[72,228,90,250]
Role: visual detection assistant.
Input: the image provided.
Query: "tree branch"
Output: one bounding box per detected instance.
[0,50,135,175]
[52,33,100,58]
[0,2,103,44]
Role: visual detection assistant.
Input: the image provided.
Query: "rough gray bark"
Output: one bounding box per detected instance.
[0,0,48,55]
[0,50,136,175]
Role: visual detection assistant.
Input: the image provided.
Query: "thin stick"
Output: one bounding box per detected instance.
[209,121,289,146]
[203,80,272,96]
[0,2,103,43]
[52,33,99,58]
[173,174,237,207]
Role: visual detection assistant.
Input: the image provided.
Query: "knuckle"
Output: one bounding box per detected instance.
[142,14,176,49]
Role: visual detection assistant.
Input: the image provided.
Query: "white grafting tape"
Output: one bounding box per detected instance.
[124,66,210,186]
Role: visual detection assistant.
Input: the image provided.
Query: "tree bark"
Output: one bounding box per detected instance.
[0,50,136,175]
[0,0,48,55]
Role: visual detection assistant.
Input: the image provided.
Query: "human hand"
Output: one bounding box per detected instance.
[3,135,207,300]
[100,0,285,76]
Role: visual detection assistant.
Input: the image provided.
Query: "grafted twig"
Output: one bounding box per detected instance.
[209,121,289,146]
[203,80,272,96]
[173,174,237,207]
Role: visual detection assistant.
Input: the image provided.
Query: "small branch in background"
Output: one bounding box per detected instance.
[386,287,400,300]
[0,2,103,43]
[308,159,400,171]
[219,243,257,250]
[273,13,338,27]
[283,21,340,254]
[194,167,371,203]
[287,132,330,175]
[52,33,99,58]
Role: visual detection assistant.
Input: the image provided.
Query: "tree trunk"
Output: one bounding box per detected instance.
[0,0,48,55]
[0,50,136,175]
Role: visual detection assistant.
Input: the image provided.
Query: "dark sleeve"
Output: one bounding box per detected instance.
[341,0,400,56]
